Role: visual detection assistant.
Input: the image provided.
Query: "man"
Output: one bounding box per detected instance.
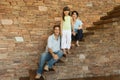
[35,25,63,80]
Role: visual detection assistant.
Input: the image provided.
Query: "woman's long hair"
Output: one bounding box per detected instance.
[71,11,79,17]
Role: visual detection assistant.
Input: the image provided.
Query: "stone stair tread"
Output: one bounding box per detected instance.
[93,17,120,25]
[83,30,94,37]
[86,26,104,30]
[29,69,36,80]
[54,59,66,66]
[19,77,30,80]
[37,58,66,67]
[107,9,120,15]
[58,74,120,80]
[29,69,57,80]
[29,69,56,74]
[100,11,120,20]
[114,5,120,10]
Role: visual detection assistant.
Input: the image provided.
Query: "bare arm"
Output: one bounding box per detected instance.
[48,48,59,60]
[60,18,63,35]
[71,17,74,31]
[78,19,83,30]
[48,48,55,56]
[71,17,76,35]
[78,25,83,29]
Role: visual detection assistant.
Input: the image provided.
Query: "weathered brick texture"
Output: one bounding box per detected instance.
[0,0,119,80]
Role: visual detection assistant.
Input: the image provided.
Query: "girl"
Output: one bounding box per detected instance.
[71,11,83,46]
[61,6,72,55]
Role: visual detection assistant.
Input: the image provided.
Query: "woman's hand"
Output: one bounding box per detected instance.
[78,26,82,30]
[72,31,76,36]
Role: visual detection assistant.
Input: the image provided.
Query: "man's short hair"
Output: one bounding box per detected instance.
[53,25,60,30]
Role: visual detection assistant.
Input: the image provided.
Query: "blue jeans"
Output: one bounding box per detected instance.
[37,50,63,74]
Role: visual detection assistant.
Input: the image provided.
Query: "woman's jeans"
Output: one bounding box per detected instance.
[72,29,83,41]
[37,50,63,74]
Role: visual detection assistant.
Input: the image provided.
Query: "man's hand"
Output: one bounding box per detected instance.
[48,48,59,60]
[53,54,59,60]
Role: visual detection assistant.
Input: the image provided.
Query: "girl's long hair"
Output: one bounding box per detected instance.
[62,6,70,21]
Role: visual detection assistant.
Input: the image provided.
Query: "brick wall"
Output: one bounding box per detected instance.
[0,0,119,80]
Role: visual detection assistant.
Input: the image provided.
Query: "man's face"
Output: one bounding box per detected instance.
[54,27,60,36]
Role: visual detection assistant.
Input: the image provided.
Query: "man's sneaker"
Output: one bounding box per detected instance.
[35,75,45,80]
[44,65,55,72]
[35,73,41,80]
[44,65,49,71]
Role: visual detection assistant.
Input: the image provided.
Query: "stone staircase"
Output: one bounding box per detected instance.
[86,5,120,30]
[19,5,120,80]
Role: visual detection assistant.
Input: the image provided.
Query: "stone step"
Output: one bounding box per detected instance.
[29,69,57,80]
[29,69,36,80]
[114,5,120,10]
[86,21,116,30]
[107,9,120,15]
[54,59,66,66]
[83,30,94,37]
[59,75,120,80]
[36,59,66,67]
[86,25,105,30]
[19,77,30,80]
[93,17,120,25]
[19,32,120,80]
[100,11,120,20]
[26,49,84,80]
[88,20,120,31]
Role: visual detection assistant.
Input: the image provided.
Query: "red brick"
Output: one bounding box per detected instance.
[38,6,48,11]
[0,52,8,59]
[1,19,13,25]
[61,0,69,2]
[115,0,120,3]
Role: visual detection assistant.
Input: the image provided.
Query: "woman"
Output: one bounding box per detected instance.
[71,11,83,46]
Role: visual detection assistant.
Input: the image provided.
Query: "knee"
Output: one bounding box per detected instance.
[57,50,64,58]
[60,50,64,54]
[78,29,83,32]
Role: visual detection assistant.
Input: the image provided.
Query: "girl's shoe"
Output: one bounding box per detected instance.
[63,49,67,58]
[63,54,67,58]
[67,49,71,54]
